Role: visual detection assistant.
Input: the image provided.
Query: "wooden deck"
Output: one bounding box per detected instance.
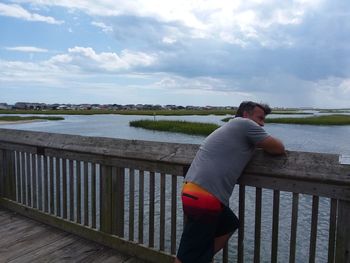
[0,208,147,263]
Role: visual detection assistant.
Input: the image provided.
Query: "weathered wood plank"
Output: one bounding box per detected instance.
[37,155,43,211]
[238,185,245,263]
[43,156,49,213]
[271,190,280,263]
[239,174,350,201]
[100,164,112,234]
[289,193,299,263]
[0,207,147,263]
[171,174,177,255]
[0,199,174,263]
[328,199,337,263]
[76,160,82,224]
[56,157,61,217]
[49,156,54,213]
[26,152,32,206]
[15,151,21,202]
[116,167,125,238]
[309,196,319,263]
[62,158,67,219]
[91,163,96,229]
[69,159,74,221]
[138,170,145,244]
[21,152,27,205]
[335,200,350,263]
[0,149,4,197]
[32,154,37,209]
[84,161,89,226]
[129,168,135,241]
[254,187,262,263]
[0,225,69,261]
[159,172,166,251]
[149,171,155,248]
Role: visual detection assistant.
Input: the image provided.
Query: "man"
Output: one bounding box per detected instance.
[175,101,285,263]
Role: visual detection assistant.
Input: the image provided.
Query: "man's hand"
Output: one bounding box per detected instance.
[256,136,285,155]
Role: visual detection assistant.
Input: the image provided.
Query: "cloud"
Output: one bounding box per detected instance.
[0,3,63,24]
[91,21,113,33]
[2,0,350,107]
[0,46,158,79]
[58,46,157,72]
[10,0,323,46]
[5,46,48,53]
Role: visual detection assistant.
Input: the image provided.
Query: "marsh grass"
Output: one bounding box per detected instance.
[222,114,350,125]
[132,115,350,137]
[129,119,219,136]
[265,114,350,125]
[0,116,64,122]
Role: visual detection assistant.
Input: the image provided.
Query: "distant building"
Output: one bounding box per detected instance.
[0,103,10,110]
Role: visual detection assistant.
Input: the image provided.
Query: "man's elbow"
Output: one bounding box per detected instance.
[257,137,286,155]
[266,144,285,155]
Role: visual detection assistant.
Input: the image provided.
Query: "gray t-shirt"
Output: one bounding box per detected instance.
[185,117,269,206]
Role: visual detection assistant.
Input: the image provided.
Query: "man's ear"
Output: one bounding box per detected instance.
[242,111,249,118]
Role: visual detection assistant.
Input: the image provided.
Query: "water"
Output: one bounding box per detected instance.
[1,113,350,155]
[1,114,350,262]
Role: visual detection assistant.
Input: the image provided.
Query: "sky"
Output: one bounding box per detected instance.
[0,0,349,108]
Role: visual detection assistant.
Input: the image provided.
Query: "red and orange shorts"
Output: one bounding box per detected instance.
[177,182,239,263]
[181,182,222,223]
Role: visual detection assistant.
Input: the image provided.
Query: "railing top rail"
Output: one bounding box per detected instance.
[0,128,349,186]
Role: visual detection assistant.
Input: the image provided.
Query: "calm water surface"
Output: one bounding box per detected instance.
[1,114,349,262]
[1,114,350,155]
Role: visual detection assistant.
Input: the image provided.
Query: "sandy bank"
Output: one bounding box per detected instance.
[0,120,45,125]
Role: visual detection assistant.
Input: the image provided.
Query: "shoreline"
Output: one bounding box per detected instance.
[0,120,45,125]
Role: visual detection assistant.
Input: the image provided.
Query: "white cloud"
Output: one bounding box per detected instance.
[91,21,113,33]
[0,3,64,24]
[61,46,157,71]
[10,0,324,46]
[0,46,157,82]
[5,46,48,53]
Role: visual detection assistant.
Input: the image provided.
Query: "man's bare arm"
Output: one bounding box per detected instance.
[256,136,285,155]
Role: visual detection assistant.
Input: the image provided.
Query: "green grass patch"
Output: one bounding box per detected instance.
[271,111,312,115]
[265,114,350,125]
[0,116,64,122]
[129,119,219,136]
[222,114,350,125]
[319,109,350,113]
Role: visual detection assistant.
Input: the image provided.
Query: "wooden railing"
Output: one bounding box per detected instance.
[0,128,349,263]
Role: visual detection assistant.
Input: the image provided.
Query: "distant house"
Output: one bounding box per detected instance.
[0,103,10,110]
[57,105,68,110]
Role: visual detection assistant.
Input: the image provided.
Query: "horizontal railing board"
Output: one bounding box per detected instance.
[1,129,349,185]
[240,173,350,201]
[45,148,184,176]
[0,128,198,165]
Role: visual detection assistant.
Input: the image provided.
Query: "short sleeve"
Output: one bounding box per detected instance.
[246,120,270,145]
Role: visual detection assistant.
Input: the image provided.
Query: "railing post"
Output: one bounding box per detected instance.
[1,150,16,200]
[335,200,350,263]
[0,149,4,197]
[100,164,112,233]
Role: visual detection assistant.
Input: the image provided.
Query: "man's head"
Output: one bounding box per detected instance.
[235,101,271,126]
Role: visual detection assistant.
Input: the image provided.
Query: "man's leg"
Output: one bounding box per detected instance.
[213,206,239,255]
[214,231,234,254]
